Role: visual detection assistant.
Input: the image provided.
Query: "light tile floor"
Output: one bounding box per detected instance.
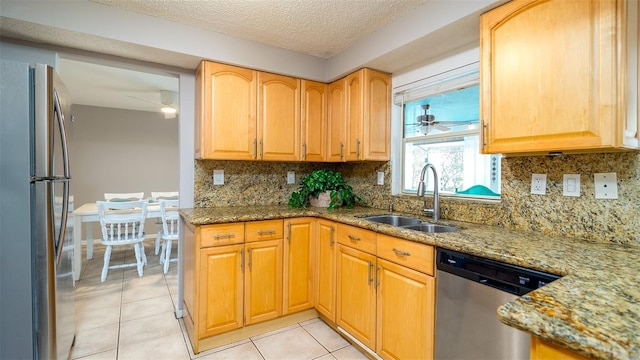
[72,242,368,360]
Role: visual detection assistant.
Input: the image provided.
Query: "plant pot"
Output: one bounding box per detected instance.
[309,191,332,208]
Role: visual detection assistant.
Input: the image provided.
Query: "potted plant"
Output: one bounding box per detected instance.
[288,169,363,210]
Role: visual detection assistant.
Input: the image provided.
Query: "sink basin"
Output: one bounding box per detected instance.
[363,215,423,227]
[401,223,459,233]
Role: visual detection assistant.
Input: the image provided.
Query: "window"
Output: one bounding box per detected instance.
[395,65,501,198]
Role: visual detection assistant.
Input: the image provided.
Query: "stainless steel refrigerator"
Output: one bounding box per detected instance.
[1,60,76,359]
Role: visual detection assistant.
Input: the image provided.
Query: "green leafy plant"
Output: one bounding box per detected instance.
[288,169,364,210]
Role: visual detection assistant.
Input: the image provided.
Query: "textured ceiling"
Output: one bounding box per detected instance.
[1,0,488,114]
[91,0,428,58]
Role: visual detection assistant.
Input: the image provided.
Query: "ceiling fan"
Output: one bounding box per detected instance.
[406,104,474,135]
[128,90,178,119]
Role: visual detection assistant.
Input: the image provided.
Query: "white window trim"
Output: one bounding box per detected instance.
[392,60,500,199]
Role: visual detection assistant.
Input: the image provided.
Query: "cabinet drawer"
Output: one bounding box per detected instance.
[200,223,245,248]
[337,223,376,254]
[245,219,283,242]
[377,234,434,275]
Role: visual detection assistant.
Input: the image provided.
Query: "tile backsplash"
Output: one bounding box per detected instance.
[194,151,640,246]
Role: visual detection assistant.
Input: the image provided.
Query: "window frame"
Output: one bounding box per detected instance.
[394,63,501,200]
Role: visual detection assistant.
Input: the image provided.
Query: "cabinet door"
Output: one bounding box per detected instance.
[363,69,391,161]
[244,239,283,325]
[283,218,315,315]
[327,78,347,162]
[301,80,327,161]
[345,70,364,161]
[196,61,257,160]
[198,244,244,338]
[376,258,435,360]
[530,337,589,360]
[481,0,623,154]
[258,72,300,161]
[336,244,376,350]
[315,219,336,321]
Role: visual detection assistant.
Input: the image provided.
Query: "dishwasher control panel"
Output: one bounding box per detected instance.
[436,248,560,296]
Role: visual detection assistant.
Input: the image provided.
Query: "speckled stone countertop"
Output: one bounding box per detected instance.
[180,205,640,360]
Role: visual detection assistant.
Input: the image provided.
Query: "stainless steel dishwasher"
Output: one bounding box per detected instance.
[434,248,559,360]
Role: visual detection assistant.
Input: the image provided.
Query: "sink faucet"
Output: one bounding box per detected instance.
[417,163,440,221]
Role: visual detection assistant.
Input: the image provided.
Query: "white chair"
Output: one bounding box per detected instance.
[96,200,148,282]
[151,192,179,255]
[104,192,145,202]
[158,199,179,274]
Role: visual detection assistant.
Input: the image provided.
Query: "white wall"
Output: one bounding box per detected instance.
[70,105,179,206]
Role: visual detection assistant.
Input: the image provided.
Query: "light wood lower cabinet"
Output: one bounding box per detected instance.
[315,219,337,321]
[198,244,244,338]
[184,218,436,358]
[336,244,377,350]
[182,219,284,353]
[336,229,436,359]
[376,258,435,360]
[283,218,315,315]
[244,239,283,325]
[530,337,589,360]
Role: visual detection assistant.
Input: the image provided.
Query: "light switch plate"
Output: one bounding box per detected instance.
[213,169,224,185]
[594,172,618,199]
[287,171,295,184]
[562,174,580,197]
[377,172,384,185]
[531,174,547,195]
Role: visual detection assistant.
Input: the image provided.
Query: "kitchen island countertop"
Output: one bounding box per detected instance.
[180,205,640,360]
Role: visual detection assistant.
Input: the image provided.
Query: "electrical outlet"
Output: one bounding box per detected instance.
[594,172,618,199]
[287,171,295,184]
[213,169,224,185]
[562,174,580,197]
[377,171,384,185]
[531,174,547,195]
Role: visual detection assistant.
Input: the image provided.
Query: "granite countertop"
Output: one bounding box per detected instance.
[180,205,640,360]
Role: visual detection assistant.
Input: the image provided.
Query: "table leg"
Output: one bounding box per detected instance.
[87,222,94,260]
[73,213,82,281]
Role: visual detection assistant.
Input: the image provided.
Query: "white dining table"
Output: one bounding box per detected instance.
[72,202,162,281]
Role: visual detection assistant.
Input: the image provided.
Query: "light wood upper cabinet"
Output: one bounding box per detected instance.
[344,69,391,161]
[195,62,257,160]
[315,219,337,321]
[327,78,347,162]
[283,218,315,315]
[196,61,392,162]
[195,61,300,161]
[480,0,639,155]
[258,72,301,161]
[301,80,327,161]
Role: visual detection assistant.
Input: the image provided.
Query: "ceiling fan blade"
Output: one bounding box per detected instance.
[432,120,477,126]
[434,124,450,131]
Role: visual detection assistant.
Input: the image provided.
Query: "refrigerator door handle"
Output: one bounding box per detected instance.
[53,88,70,179]
[55,179,70,267]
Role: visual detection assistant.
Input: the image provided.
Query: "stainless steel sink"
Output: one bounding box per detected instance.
[401,223,459,233]
[363,215,423,227]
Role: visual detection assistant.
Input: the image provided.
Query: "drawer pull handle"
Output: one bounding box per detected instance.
[392,248,411,257]
[348,235,361,242]
[214,233,235,239]
[257,229,276,235]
